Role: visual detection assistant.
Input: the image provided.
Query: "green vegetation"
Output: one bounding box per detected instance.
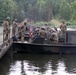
[0,0,76,27]
[35,21,54,27]
[0,0,15,22]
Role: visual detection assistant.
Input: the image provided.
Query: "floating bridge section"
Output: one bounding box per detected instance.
[0,27,13,59]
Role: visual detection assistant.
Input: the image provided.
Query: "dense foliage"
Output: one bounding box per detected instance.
[0,0,15,22]
[0,0,76,22]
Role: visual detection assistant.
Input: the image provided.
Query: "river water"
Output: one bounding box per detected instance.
[0,52,76,75]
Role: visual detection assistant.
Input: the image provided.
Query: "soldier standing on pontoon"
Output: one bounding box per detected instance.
[21,22,27,43]
[60,21,67,32]
[2,17,10,43]
[12,19,18,37]
[59,21,67,42]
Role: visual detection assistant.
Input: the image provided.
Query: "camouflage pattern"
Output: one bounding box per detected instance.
[12,21,18,37]
[60,22,66,32]
[51,32,58,43]
[39,28,46,38]
[58,31,66,42]
[21,25,26,43]
[2,20,10,42]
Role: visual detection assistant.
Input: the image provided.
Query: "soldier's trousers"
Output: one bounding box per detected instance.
[21,33,25,43]
[3,30,10,42]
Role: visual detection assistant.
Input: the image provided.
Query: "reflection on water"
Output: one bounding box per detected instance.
[0,53,76,75]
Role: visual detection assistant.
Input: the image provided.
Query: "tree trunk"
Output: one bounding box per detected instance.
[48,8,53,21]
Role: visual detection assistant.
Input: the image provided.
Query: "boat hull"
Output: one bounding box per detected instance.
[13,42,76,54]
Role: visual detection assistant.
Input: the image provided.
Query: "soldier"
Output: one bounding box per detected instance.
[12,19,18,37]
[34,26,40,35]
[21,22,26,43]
[59,21,67,42]
[54,26,58,32]
[51,31,58,43]
[60,21,67,32]
[39,26,46,38]
[2,17,10,43]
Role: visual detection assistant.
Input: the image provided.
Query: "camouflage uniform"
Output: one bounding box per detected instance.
[39,28,46,38]
[21,24,26,43]
[12,20,18,37]
[2,17,10,43]
[60,22,66,32]
[51,32,58,43]
[59,22,67,42]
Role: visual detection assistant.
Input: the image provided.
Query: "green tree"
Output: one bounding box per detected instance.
[71,0,76,20]
[0,0,15,22]
[59,0,72,20]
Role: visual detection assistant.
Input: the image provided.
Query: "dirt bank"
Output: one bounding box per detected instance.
[51,19,61,26]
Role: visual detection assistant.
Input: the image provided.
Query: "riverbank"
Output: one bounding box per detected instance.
[51,19,61,26]
[51,19,76,29]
